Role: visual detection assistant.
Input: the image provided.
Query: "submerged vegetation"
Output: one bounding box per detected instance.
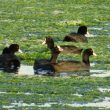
[0,0,110,109]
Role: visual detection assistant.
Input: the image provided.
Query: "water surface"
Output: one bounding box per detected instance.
[17,64,110,77]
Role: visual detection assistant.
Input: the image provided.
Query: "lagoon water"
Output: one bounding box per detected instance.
[16,64,110,77]
[2,97,110,109]
[18,65,34,75]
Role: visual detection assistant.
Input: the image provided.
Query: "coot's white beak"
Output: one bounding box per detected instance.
[42,38,46,45]
[85,31,90,37]
[57,45,63,52]
[93,52,97,56]
[18,49,23,53]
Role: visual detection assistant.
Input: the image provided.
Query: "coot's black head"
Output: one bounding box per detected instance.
[77,26,87,35]
[83,48,96,56]
[43,37,54,49]
[9,44,20,53]
[2,44,20,54]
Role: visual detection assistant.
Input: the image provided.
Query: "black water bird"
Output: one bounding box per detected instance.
[63,26,88,42]
[43,36,83,54]
[0,44,22,73]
